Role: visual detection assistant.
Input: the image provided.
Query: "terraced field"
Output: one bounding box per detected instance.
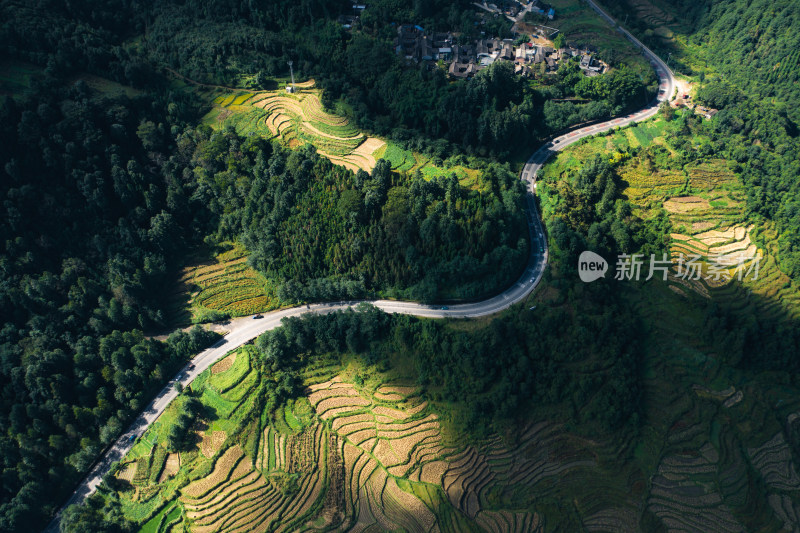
[372,143,481,188]
[621,155,800,318]
[537,113,800,532]
[541,116,800,320]
[204,82,483,187]
[177,243,281,321]
[637,370,800,533]
[110,341,617,533]
[100,297,800,533]
[204,82,385,173]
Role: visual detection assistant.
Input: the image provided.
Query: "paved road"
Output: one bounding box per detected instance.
[44,3,674,530]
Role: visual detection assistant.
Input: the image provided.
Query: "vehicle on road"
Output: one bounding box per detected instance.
[253,314,264,319]
[554,139,560,143]
[127,434,137,443]
[441,306,449,310]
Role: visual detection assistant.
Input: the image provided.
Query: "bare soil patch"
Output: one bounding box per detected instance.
[663,196,710,214]
[200,430,227,458]
[158,453,181,483]
[211,353,235,374]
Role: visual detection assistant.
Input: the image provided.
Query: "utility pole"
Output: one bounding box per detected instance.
[287,61,296,93]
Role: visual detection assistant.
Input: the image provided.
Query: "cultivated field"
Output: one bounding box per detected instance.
[175,242,281,322]
[109,346,612,532]
[536,110,800,532]
[204,81,385,173]
[540,114,800,320]
[204,81,482,187]
[104,306,800,532]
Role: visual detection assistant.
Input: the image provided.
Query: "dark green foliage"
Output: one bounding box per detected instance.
[0,8,532,525]
[602,0,800,121]
[60,493,133,533]
[187,129,529,302]
[397,303,643,437]
[691,0,800,120]
[0,0,649,160]
[0,78,218,531]
[545,155,671,267]
[166,397,201,452]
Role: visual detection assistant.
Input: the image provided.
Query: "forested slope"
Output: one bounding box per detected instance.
[598,0,800,118]
[0,1,532,528]
[0,75,228,529]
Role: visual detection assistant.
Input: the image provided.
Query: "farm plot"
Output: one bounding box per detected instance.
[178,425,328,533]
[614,155,769,300]
[305,377,589,531]
[109,365,623,532]
[178,243,280,320]
[208,350,250,393]
[747,433,800,492]
[204,81,386,173]
[646,437,747,532]
[139,502,184,533]
[601,144,793,312]
[205,83,482,184]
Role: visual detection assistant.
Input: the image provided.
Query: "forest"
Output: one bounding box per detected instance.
[598,0,800,122]
[0,1,534,527]
[185,127,529,302]
[142,0,652,157]
[0,75,529,531]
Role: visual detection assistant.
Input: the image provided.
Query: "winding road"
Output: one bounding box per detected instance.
[44,2,674,530]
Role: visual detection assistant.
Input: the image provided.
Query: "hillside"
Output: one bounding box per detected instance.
[69,301,648,532]
[2,0,800,531]
[596,0,800,120]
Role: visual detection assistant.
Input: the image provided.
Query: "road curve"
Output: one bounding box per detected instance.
[44,4,674,530]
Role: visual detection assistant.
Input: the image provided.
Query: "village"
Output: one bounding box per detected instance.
[394,26,607,80]
[341,1,608,82]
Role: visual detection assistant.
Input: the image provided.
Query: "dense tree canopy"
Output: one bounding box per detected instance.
[182,126,528,302]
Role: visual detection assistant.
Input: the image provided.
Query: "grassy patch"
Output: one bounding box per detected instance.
[208,349,251,393]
